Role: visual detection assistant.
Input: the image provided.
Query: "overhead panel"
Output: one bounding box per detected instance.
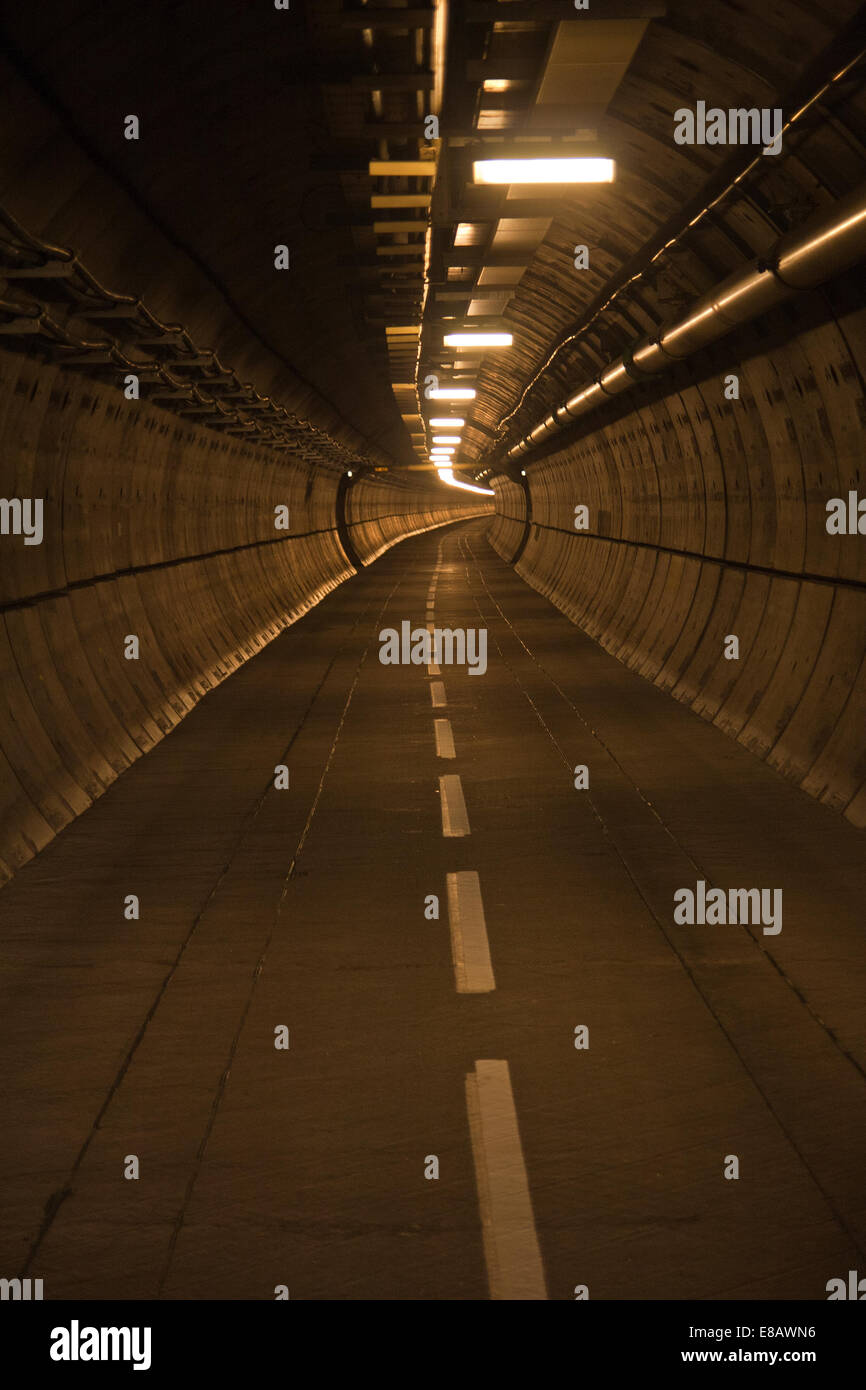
[531,19,649,127]
[468,293,511,315]
[490,217,552,253]
[454,222,488,247]
[477,264,527,289]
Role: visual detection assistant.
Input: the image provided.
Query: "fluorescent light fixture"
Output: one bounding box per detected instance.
[473,156,615,185]
[428,387,477,400]
[430,448,455,456]
[482,78,514,93]
[432,436,462,445]
[437,467,495,496]
[443,331,513,347]
[429,417,465,427]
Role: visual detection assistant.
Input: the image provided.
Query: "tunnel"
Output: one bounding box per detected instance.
[1,0,866,1330]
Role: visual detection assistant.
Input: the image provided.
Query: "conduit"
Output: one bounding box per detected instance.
[507,182,866,460]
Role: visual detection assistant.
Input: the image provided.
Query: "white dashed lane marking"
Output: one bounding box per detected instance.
[465,1060,547,1300]
[434,717,456,759]
[439,773,470,836]
[430,681,447,708]
[446,871,494,993]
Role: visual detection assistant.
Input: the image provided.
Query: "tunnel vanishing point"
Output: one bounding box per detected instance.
[1,0,866,1309]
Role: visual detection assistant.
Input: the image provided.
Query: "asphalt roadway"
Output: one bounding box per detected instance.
[1,518,864,1300]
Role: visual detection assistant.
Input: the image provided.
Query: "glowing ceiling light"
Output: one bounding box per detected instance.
[444,331,512,347]
[432,436,462,445]
[430,447,455,456]
[436,467,495,496]
[482,78,514,93]
[427,387,477,400]
[429,417,465,427]
[473,157,615,184]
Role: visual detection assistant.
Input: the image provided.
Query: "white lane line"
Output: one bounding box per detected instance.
[434,717,456,759]
[427,662,441,676]
[465,1060,547,1300]
[446,871,494,992]
[426,620,436,633]
[439,773,470,836]
[430,680,447,708]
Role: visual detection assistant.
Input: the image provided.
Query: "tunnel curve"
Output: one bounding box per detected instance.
[0,343,482,884]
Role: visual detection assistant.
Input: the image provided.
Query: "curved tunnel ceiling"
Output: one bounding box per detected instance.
[444,1,866,470]
[4,0,863,481]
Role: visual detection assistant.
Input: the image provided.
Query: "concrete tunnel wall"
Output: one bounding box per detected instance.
[489,281,866,828]
[0,342,481,885]
[0,50,488,883]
